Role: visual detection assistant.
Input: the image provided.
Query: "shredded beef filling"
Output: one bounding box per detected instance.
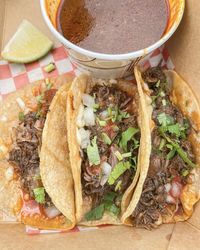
[131,66,196,229]
[82,85,139,209]
[9,89,57,206]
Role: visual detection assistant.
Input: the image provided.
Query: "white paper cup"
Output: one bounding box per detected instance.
[40,0,185,79]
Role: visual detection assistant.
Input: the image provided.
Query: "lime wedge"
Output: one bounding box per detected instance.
[1,20,53,63]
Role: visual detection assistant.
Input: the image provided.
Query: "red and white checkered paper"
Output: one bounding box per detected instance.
[0,44,174,235]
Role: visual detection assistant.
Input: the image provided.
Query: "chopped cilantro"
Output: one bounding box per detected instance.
[156,80,160,88]
[115,180,122,191]
[97,118,106,127]
[18,112,25,122]
[102,132,112,145]
[122,152,132,158]
[36,93,44,103]
[115,151,123,161]
[159,138,166,151]
[159,129,196,168]
[85,204,105,221]
[157,113,174,126]
[108,161,131,185]
[33,187,45,204]
[46,82,53,90]
[87,136,100,166]
[85,192,120,221]
[182,169,189,177]
[119,127,139,151]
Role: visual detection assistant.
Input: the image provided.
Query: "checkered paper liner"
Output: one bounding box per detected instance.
[0,44,174,235]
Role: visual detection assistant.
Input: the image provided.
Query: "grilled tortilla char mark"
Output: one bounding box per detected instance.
[131,67,196,229]
[9,89,57,207]
[81,85,140,210]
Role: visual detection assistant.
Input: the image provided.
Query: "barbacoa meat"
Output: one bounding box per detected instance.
[9,89,57,206]
[82,85,139,209]
[131,66,196,229]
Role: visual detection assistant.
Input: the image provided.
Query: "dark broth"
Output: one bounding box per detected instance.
[58,0,169,54]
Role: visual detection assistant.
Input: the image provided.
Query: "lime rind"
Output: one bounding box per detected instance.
[1,20,53,63]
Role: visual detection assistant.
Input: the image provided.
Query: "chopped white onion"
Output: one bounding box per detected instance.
[171,181,182,198]
[76,104,85,128]
[101,162,112,176]
[100,175,109,186]
[166,194,176,204]
[16,97,26,110]
[83,107,95,126]
[82,94,95,108]
[5,166,14,181]
[164,183,171,193]
[78,128,91,149]
[100,162,112,186]
[0,115,8,122]
[44,206,61,219]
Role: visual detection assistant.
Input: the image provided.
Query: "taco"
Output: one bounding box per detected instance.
[122,66,200,229]
[0,75,75,229]
[66,74,151,225]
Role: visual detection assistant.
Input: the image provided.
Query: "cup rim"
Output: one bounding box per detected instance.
[40,0,185,61]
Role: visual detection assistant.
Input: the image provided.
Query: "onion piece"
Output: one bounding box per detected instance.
[164,183,171,193]
[170,181,182,198]
[83,107,95,126]
[166,194,176,204]
[76,104,85,128]
[100,162,112,186]
[78,128,91,149]
[101,162,112,176]
[44,206,61,219]
[16,97,26,110]
[82,94,95,108]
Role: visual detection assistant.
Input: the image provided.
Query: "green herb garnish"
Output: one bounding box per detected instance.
[44,62,56,73]
[115,151,123,161]
[160,128,196,168]
[33,187,45,204]
[18,112,25,122]
[36,93,44,103]
[108,161,131,185]
[157,113,174,126]
[85,204,105,221]
[102,132,112,145]
[85,192,120,221]
[119,127,139,151]
[87,136,100,166]
[97,118,106,127]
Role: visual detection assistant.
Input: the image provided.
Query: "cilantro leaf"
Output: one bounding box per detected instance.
[85,204,105,221]
[167,124,181,137]
[119,127,139,151]
[87,136,100,166]
[157,113,174,126]
[159,128,196,168]
[108,161,131,185]
[102,133,112,145]
[103,192,117,202]
[18,112,25,122]
[33,187,45,204]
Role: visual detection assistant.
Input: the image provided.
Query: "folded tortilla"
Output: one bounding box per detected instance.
[66,74,151,225]
[0,74,75,229]
[122,66,200,229]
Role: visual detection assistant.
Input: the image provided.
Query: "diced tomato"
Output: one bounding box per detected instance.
[103,121,116,139]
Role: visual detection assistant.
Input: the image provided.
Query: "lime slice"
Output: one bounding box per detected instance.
[1,20,53,63]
